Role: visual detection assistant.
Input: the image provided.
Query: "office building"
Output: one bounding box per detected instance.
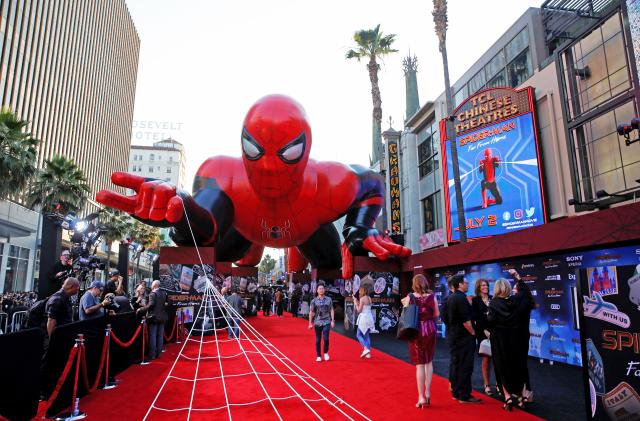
[0,0,140,292]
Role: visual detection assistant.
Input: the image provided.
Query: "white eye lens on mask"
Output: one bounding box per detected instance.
[281,143,304,162]
[242,135,263,160]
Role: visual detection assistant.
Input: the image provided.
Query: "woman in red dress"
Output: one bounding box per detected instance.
[406,274,439,408]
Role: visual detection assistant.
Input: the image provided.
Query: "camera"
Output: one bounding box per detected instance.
[103,293,120,310]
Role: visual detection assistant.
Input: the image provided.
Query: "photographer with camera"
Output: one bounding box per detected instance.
[105,269,126,297]
[46,250,73,296]
[79,280,114,321]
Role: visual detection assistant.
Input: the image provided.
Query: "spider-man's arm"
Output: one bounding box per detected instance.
[340,165,411,278]
[169,175,234,246]
[96,172,232,246]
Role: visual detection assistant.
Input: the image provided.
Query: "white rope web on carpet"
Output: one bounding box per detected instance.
[143,204,371,420]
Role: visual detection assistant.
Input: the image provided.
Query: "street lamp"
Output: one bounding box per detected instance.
[433,0,467,243]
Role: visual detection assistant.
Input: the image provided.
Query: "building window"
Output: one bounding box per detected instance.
[158,155,161,161]
[422,192,442,233]
[133,155,138,161]
[4,245,30,292]
[476,27,531,90]
[505,28,529,62]
[150,154,155,161]
[561,12,631,119]
[166,167,172,173]
[149,167,153,173]
[507,50,532,87]
[454,85,467,107]
[485,51,505,80]
[486,69,507,88]
[417,123,440,179]
[168,156,173,163]
[570,100,640,200]
[468,70,486,96]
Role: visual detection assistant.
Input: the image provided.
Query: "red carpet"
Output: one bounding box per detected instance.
[78,313,542,420]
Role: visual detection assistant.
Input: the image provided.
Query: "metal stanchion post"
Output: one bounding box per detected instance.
[140,319,150,365]
[101,325,117,389]
[54,335,87,421]
[175,310,182,344]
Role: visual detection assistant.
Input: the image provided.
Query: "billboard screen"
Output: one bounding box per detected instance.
[441,87,546,242]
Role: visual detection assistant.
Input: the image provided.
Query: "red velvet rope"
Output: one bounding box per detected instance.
[80,345,90,394]
[79,333,109,393]
[37,346,79,418]
[110,324,142,348]
[163,318,178,342]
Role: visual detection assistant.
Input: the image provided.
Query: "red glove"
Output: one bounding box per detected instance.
[341,234,411,279]
[96,172,184,223]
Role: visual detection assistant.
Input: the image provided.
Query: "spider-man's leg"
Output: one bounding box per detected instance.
[297,223,341,269]
[235,243,264,266]
[286,247,308,272]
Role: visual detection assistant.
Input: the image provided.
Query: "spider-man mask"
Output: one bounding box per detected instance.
[241,95,312,199]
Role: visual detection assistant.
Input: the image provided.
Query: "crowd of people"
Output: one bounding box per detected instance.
[253,285,312,318]
[0,291,38,333]
[9,249,537,414]
[402,271,535,411]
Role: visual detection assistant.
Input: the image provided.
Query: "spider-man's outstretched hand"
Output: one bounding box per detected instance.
[341,227,412,279]
[96,172,217,245]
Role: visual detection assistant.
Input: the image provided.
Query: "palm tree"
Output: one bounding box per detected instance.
[433,0,467,242]
[100,209,134,270]
[346,25,398,164]
[26,155,90,215]
[0,108,39,200]
[131,219,161,249]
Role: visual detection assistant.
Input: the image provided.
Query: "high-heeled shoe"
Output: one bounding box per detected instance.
[517,395,527,409]
[416,399,428,409]
[503,396,516,411]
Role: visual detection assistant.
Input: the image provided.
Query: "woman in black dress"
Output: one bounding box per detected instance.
[510,269,536,403]
[488,279,524,410]
[471,279,494,396]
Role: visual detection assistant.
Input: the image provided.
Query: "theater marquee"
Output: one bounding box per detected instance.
[440,86,547,242]
[387,140,402,234]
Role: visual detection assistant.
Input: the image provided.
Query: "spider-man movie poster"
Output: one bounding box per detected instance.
[441,87,546,242]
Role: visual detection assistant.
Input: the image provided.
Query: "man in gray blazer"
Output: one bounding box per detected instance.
[137,280,168,360]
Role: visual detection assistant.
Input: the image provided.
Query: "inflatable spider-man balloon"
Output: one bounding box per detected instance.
[97,95,411,278]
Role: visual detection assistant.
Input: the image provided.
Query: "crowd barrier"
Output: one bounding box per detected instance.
[0,328,43,421]
[0,311,183,421]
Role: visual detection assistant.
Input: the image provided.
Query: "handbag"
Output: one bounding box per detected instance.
[479,338,492,357]
[396,294,419,341]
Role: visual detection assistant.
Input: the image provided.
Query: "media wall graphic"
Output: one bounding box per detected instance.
[441,87,546,242]
[577,246,640,420]
[431,245,640,368]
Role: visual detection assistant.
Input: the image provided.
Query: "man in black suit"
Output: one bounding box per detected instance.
[447,274,482,403]
[137,280,168,360]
